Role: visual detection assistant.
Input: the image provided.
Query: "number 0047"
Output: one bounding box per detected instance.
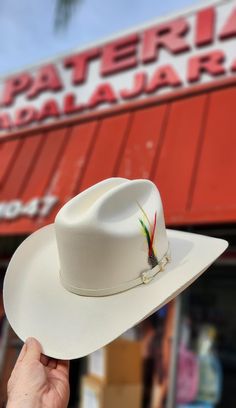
[0,196,58,220]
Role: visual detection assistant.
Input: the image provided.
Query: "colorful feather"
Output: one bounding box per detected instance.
[138,204,158,268]
[136,201,151,228]
[139,218,151,250]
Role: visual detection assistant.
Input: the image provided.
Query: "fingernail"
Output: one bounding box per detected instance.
[26,337,34,345]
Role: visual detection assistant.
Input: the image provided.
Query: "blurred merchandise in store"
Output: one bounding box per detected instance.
[180,264,236,408]
[88,337,142,385]
[141,303,177,408]
[177,404,213,408]
[81,337,143,408]
[176,319,199,404]
[176,319,223,407]
[196,325,222,404]
[81,375,142,408]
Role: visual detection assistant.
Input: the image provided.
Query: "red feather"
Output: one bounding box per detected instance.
[150,212,157,254]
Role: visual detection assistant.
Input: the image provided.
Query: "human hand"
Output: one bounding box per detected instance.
[7,337,70,408]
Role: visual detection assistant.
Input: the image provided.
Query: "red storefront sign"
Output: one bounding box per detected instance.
[0,1,236,134]
[0,0,236,233]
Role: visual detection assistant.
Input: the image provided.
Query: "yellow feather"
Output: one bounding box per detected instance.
[136,201,151,228]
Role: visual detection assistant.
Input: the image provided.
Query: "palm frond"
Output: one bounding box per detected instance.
[54,0,82,31]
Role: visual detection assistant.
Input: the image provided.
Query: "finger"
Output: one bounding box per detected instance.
[12,342,27,372]
[23,337,42,362]
[40,354,50,366]
[56,359,70,375]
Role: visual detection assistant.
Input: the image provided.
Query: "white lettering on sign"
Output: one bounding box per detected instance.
[0,196,58,220]
[0,1,236,134]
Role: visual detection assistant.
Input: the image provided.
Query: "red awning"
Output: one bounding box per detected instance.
[0,80,236,234]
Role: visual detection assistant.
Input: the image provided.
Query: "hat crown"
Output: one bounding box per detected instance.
[55,178,168,294]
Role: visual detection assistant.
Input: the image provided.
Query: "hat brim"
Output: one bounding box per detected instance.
[3,225,228,359]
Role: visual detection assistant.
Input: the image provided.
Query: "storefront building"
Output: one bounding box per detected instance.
[0,0,236,406]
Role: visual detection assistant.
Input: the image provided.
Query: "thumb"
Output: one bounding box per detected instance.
[23,337,42,362]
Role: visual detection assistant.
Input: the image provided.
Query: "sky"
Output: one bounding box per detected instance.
[0,0,204,77]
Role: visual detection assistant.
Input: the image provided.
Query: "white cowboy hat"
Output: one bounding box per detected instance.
[3,178,228,359]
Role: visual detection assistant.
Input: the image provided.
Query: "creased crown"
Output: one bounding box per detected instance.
[55,178,168,293]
